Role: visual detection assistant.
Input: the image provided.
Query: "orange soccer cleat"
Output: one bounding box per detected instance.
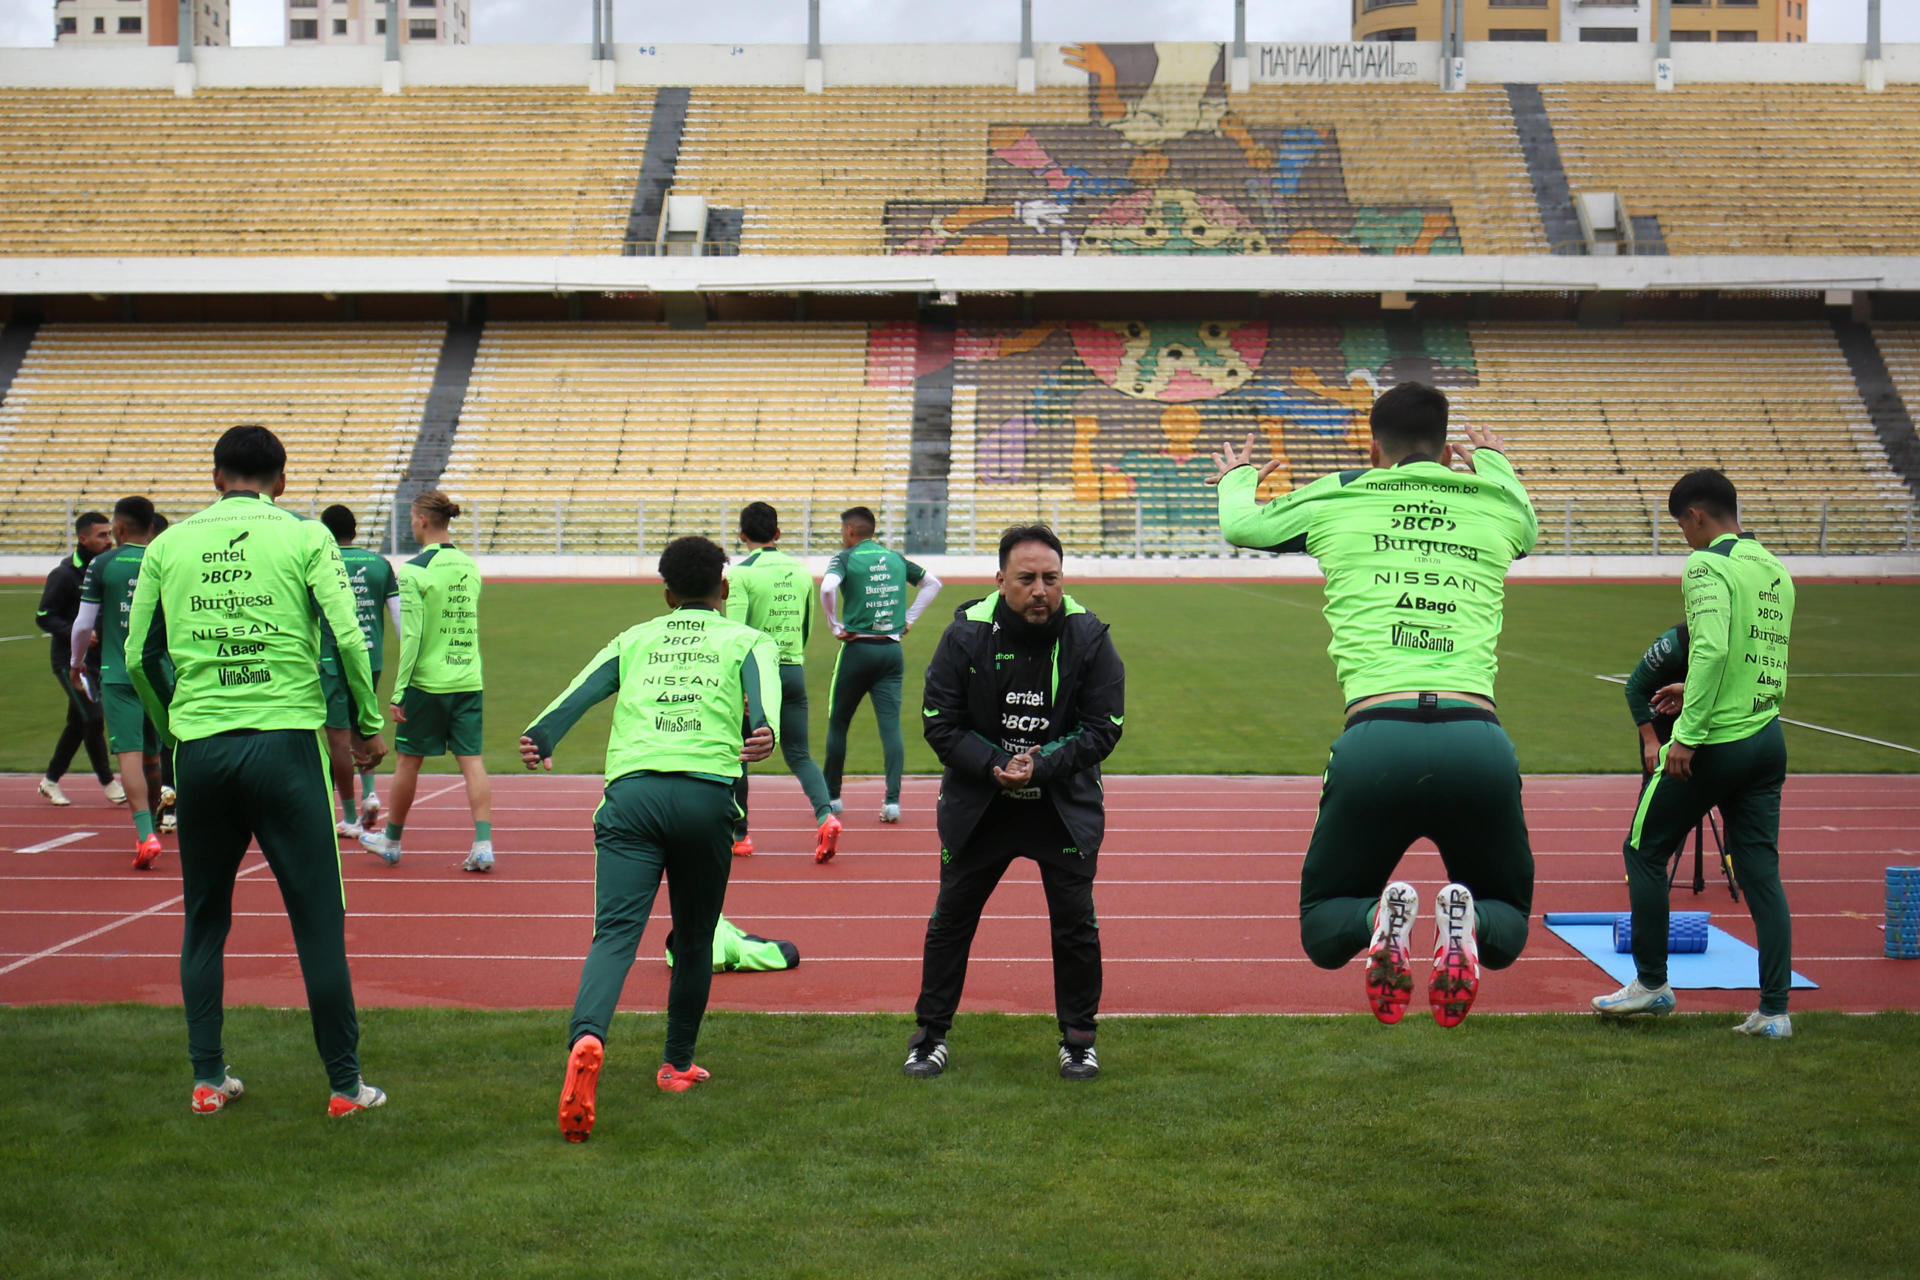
[655,1062,710,1093]
[559,1034,604,1142]
[132,833,163,871]
[1364,881,1418,1025]
[731,836,753,857]
[1429,883,1480,1028]
[814,815,842,864]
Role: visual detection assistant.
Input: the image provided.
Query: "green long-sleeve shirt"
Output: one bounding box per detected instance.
[523,603,782,784]
[1674,533,1794,747]
[725,546,813,666]
[340,545,400,670]
[76,543,146,686]
[1217,450,1538,704]
[1624,624,1688,727]
[125,491,381,744]
[392,543,483,699]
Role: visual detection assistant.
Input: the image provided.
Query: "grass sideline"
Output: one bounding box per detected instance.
[2,581,1913,776]
[6,1005,1918,1278]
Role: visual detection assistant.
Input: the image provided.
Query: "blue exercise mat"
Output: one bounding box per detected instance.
[1542,912,1818,991]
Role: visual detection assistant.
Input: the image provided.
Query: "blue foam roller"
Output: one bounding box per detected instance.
[1612,911,1710,954]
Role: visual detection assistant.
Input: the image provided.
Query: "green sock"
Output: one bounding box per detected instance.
[384,822,403,843]
[360,773,377,800]
[475,821,491,843]
[134,809,156,841]
[341,797,357,824]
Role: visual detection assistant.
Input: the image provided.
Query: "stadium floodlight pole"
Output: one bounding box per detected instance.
[386,0,399,62]
[176,0,190,62]
[1865,0,1885,91]
[1021,0,1032,59]
[1017,0,1036,93]
[1654,0,1673,92]
[592,0,602,62]
[604,0,613,52]
[809,0,821,59]
[1230,0,1250,91]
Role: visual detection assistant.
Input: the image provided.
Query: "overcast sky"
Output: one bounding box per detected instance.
[1,0,1914,49]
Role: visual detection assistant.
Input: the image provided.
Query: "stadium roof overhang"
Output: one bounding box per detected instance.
[2,256,1916,297]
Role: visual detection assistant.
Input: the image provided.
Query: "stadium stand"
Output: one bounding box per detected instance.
[1544,85,1920,255]
[1875,325,1920,422]
[0,324,441,548]
[0,89,650,256]
[437,323,914,553]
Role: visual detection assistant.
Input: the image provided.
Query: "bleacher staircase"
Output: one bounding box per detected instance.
[1832,318,1920,500]
[1504,84,1583,253]
[395,322,482,551]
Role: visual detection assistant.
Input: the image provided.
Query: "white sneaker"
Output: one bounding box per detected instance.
[1430,883,1480,1028]
[158,809,177,834]
[191,1074,244,1114]
[1364,881,1419,1025]
[38,778,70,807]
[463,841,494,873]
[880,803,901,823]
[359,829,401,866]
[359,794,381,830]
[1733,1011,1792,1039]
[328,1080,387,1117]
[104,778,127,805]
[1591,978,1677,1019]
[336,820,364,839]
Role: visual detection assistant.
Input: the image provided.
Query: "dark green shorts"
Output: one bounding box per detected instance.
[320,665,381,733]
[395,687,483,757]
[100,681,158,756]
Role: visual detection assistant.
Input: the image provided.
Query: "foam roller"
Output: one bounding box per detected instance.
[1612,911,1708,954]
[1888,868,1920,959]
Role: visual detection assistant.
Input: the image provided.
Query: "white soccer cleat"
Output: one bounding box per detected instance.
[1365,881,1419,1025]
[191,1074,244,1114]
[336,820,364,839]
[359,794,381,831]
[328,1080,387,1117]
[1591,978,1677,1019]
[463,842,494,873]
[358,829,401,866]
[880,803,901,824]
[37,778,70,807]
[1733,1011,1792,1039]
[159,809,177,834]
[159,785,177,809]
[104,778,127,805]
[1430,883,1480,1028]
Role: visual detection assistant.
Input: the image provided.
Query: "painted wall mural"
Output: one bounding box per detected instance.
[885,42,1461,259]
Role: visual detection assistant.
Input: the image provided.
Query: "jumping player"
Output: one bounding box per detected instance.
[70,496,165,868]
[126,424,389,1116]
[321,504,402,833]
[1593,470,1798,1037]
[820,506,941,823]
[1211,381,1539,1027]
[360,492,491,872]
[726,501,842,862]
[520,536,779,1143]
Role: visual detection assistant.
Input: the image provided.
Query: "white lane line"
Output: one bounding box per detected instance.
[1592,674,1918,754]
[2,873,1901,890]
[0,634,38,643]
[0,950,1870,966]
[0,862,268,977]
[14,831,95,853]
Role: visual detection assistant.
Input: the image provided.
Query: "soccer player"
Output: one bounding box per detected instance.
[726,500,841,862]
[1212,381,1539,1028]
[519,536,779,1143]
[820,505,942,823]
[70,496,166,868]
[35,511,120,808]
[149,511,178,834]
[321,504,402,834]
[906,524,1124,1081]
[1592,470,1798,1038]
[359,492,491,872]
[126,424,389,1116]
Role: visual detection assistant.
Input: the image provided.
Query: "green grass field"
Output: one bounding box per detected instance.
[5,1006,1919,1278]
[4,580,1913,776]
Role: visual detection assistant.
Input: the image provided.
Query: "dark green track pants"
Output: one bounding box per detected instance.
[1626,718,1792,1013]
[824,639,906,805]
[175,728,361,1093]
[1299,703,1535,971]
[732,663,833,837]
[569,773,734,1069]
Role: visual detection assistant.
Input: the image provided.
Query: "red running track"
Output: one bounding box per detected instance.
[3,772,1916,1017]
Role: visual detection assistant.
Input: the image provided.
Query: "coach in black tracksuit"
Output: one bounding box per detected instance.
[905,523,1124,1082]
[36,512,115,799]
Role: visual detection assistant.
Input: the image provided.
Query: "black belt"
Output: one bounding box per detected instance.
[1347,692,1499,730]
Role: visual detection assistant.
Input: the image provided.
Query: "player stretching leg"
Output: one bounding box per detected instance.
[1212,382,1540,1027]
[1593,470,1798,1037]
[71,497,166,868]
[360,492,491,871]
[322,505,402,834]
[127,425,388,1116]
[820,506,941,826]
[726,501,842,862]
[521,537,780,1143]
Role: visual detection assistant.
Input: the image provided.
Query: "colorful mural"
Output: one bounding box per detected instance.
[885,42,1461,259]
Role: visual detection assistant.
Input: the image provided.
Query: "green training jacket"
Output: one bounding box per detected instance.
[126,491,381,744]
[1674,533,1794,747]
[393,543,483,699]
[726,545,813,666]
[77,543,146,686]
[340,545,400,670]
[825,539,926,636]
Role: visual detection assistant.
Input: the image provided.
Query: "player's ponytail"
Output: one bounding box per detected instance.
[412,490,462,526]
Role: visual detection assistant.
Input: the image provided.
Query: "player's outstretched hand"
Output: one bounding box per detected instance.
[519,734,551,771]
[1650,682,1685,717]
[353,733,388,771]
[993,748,1038,789]
[740,726,775,764]
[1205,433,1284,487]
[1664,741,1695,780]
[1451,424,1509,472]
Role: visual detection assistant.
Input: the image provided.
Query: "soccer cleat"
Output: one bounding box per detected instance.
[814,814,843,864]
[132,833,163,871]
[190,1074,244,1114]
[1430,882,1480,1028]
[359,794,381,831]
[1058,1033,1099,1081]
[359,830,401,866]
[336,820,364,839]
[902,1031,947,1078]
[104,778,127,805]
[880,803,901,824]
[1364,881,1419,1025]
[158,807,177,834]
[655,1062,710,1093]
[1733,1011,1793,1039]
[558,1034,604,1143]
[731,836,754,858]
[827,798,843,816]
[159,785,177,810]
[1591,978,1678,1019]
[327,1080,387,1116]
[463,842,494,873]
[38,778,70,807]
